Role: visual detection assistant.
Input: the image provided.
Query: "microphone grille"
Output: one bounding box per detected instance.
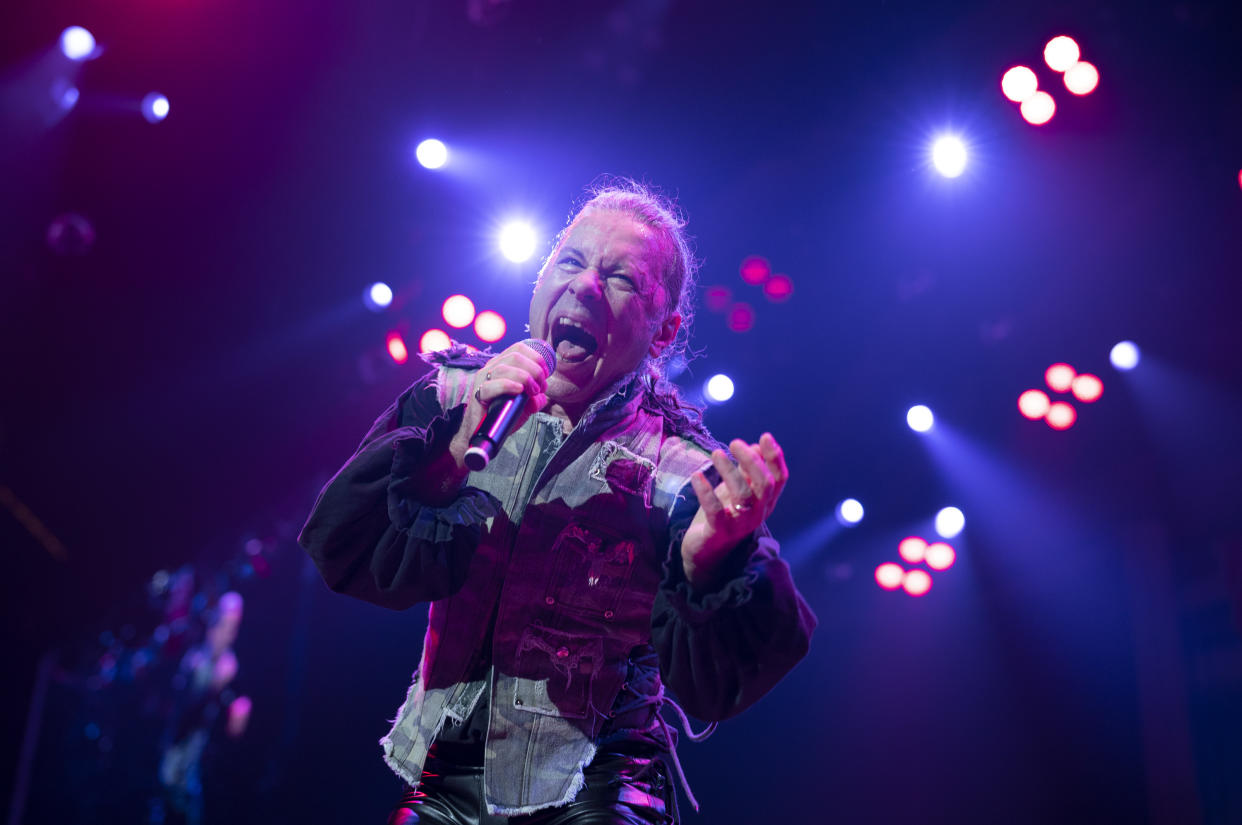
[520,338,557,376]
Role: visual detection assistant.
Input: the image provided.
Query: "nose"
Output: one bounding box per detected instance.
[567,267,604,301]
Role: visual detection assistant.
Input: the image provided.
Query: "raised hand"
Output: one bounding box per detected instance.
[681,433,789,589]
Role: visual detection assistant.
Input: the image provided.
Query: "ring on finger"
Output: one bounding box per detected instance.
[731,497,755,514]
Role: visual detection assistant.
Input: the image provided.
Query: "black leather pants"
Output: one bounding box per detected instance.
[386,744,674,825]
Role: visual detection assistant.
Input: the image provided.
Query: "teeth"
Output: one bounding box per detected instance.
[556,317,586,331]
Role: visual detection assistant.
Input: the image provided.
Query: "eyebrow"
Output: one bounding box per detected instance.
[559,245,653,283]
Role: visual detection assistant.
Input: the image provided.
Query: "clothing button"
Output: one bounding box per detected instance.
[622,682,629,691]
[556,646,569,658]
[514,698,523,706]
[545,596,555,605]
[603,610,614,619]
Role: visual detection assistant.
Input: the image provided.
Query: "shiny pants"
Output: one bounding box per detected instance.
[386,746,674,825]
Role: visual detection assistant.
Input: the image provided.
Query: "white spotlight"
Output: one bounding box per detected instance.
[60,26,96,61]
[364,282,393,312]
[704,374,735,403]
[935,506,965,539]
[835,498,864,526]
[931,136,968,178]
[498,222,537,263]
[142,93,169,123]
[1110,341,1140,371]
[907,405,934,433]
[415,139,448,170]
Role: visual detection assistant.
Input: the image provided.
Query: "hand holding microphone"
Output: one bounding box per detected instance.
[452,339,557,471]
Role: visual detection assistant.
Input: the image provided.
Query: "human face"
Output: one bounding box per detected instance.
[529,209,681,417]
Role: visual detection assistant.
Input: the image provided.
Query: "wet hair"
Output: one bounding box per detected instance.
[544,177,699,374]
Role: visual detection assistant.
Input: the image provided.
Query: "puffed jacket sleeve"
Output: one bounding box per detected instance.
[297,369,497,610]
[651,480,817,723]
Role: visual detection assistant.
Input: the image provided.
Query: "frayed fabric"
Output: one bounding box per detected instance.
[485,742,597,818]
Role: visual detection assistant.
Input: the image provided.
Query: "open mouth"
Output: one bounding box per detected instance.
[551,317,599,363]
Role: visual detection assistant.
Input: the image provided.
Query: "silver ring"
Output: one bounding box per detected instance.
[732,499,754,513]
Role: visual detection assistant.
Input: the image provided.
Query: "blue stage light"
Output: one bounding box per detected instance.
[60,27,96,61]
[415,139,448,169]
[142,93,169,123]
[364,282,393,312]
[931,135,968,178]
[1110,341,1140,371]
[907,405,934,433]
[835,498,864,526]
[704,374,735,403]
[934,506,965,539]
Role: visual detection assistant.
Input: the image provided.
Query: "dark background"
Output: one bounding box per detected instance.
[3,0,1241,822]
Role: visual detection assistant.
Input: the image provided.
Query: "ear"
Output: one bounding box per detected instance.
[649,312,682,358]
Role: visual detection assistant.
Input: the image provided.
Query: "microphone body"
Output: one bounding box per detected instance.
[464,339,556,471]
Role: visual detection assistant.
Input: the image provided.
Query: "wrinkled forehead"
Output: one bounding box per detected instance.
[551,208,672,286]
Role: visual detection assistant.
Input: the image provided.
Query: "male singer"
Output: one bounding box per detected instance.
[299,181,816,824]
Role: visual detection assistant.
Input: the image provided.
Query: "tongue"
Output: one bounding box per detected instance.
[556,338,592,362]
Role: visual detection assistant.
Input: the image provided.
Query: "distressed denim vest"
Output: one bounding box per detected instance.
[380,360,709,816]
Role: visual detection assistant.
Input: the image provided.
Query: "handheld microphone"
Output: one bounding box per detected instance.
[464,339,557,471]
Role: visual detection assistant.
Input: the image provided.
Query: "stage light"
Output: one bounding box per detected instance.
[763,274,793,302]
[60,26,96,61]
[415,139,448,169]
[1064,61,1099,95]
[1044,36,1081,72]
[704,285,731,313]
[474,310,506,343]
[1046,402,1077,430]
[364,282,393,311]
[1071,373,1103,403]
[931,136,968,178]
[925,542,956,571]
[739,256,770,285]
[875,563,905,590]
[442,294,476,328]
[934,506,965,539]
[1018,389,1051,420]
[1110,341,1140,371]
[142,93,170,123]
[906,405,934,433]
[898,536,928,564]
[704,374,735,403]
[1045,363,1075,393]
[388,333,411,363]
[498,222,537,263]
[53,81,80,111]
[417,329,451,354]
[1001,66,1039,103]
[1020,91,1056,125]
[835,498,864,526]
[903,569,933,597]
[726,302,755,332]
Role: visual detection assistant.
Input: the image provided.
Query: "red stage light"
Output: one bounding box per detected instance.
[875,563,905,590]
[903,569,933,596]
[1020,91,1056,125]
[388,333,411,363]
[898,536,928,564]
[727,302,755,332]
[1064,61,1099,95]
[417,329,450,355]
[1046,402,1077,430]
[739,256,771,285]
[474,310,506,343]
[1001,66,1039,103]
[1044,36,1080,72]
[1018,389,1051,420]
[704,285,732,313]
[1071,373,1103,403]
[442,295,476,329]
[763,274,794,302]
[925,542,956,571]
[1045,363,1076,393]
